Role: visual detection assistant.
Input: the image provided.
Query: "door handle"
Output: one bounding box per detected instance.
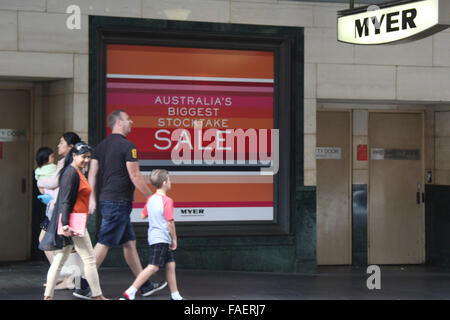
[21,178,26,193]
[416,183,421,205]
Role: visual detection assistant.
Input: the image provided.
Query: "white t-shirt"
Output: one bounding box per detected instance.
[142,194,174,246]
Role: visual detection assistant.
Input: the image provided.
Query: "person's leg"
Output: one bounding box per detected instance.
[72,233,107,300]
[93,243,110,269]
[117,202,143,276]
[43,246,71,299]
[74,201,125,299]
[165,251,183,300]
[133,264,159,289]
[122,240,143,277]
[40,230,75,290]
[121,242,165,300]
[121,264,159,300]
[95,200,127,267]
[165,261,178,293]
[39,230,54,263]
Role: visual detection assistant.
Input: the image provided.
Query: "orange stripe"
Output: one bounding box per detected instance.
[107,45,274,79]
[134,183,273,203]
[132,116,273,129]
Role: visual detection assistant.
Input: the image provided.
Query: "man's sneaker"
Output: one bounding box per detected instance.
[73,287,93,300]
[119,292,133,300]
[141,281,167,297]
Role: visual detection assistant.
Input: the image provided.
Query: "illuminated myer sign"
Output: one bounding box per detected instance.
[338,0,450,45]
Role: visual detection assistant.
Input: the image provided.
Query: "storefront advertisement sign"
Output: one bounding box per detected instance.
[338,0,449,45]
[106,45,276,223]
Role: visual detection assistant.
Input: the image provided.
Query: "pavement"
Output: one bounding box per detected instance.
[1,260,450,300]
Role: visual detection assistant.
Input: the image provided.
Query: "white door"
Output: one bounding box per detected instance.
[368,112,425,264]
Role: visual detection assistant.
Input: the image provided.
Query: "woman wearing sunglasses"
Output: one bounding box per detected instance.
[40,142,107,300]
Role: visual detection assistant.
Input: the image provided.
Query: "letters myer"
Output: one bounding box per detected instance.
[180,209,205,216]
[355,8,417,38]
[338,0,445,45]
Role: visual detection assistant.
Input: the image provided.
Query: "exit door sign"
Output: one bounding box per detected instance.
[337,0,450,45]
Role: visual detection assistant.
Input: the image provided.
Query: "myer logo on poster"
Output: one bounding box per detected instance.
[180,209,205,217]
[337,0,449,45]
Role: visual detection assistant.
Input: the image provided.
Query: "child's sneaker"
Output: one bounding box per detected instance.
[170,291,184,300]
[119,292,133,300]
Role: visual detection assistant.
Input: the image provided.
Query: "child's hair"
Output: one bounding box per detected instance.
[150,169,169,189]
[35,147,54,167]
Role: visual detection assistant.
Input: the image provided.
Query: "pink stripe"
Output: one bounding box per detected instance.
[133,201,273,208]
[107,82,273,93]
[107,92,273,108]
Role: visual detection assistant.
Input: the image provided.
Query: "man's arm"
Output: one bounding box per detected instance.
[88,159,99,214]
[126,161,152,198]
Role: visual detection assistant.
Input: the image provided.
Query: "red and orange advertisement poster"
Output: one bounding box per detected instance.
[106,44,274,222]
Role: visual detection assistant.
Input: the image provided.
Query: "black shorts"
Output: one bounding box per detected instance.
[148,243,175,268]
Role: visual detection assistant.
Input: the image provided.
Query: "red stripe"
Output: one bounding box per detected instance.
[133,201,273,208]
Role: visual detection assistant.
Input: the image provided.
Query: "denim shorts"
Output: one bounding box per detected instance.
[148,243,174,268]
[97,200,136,248]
